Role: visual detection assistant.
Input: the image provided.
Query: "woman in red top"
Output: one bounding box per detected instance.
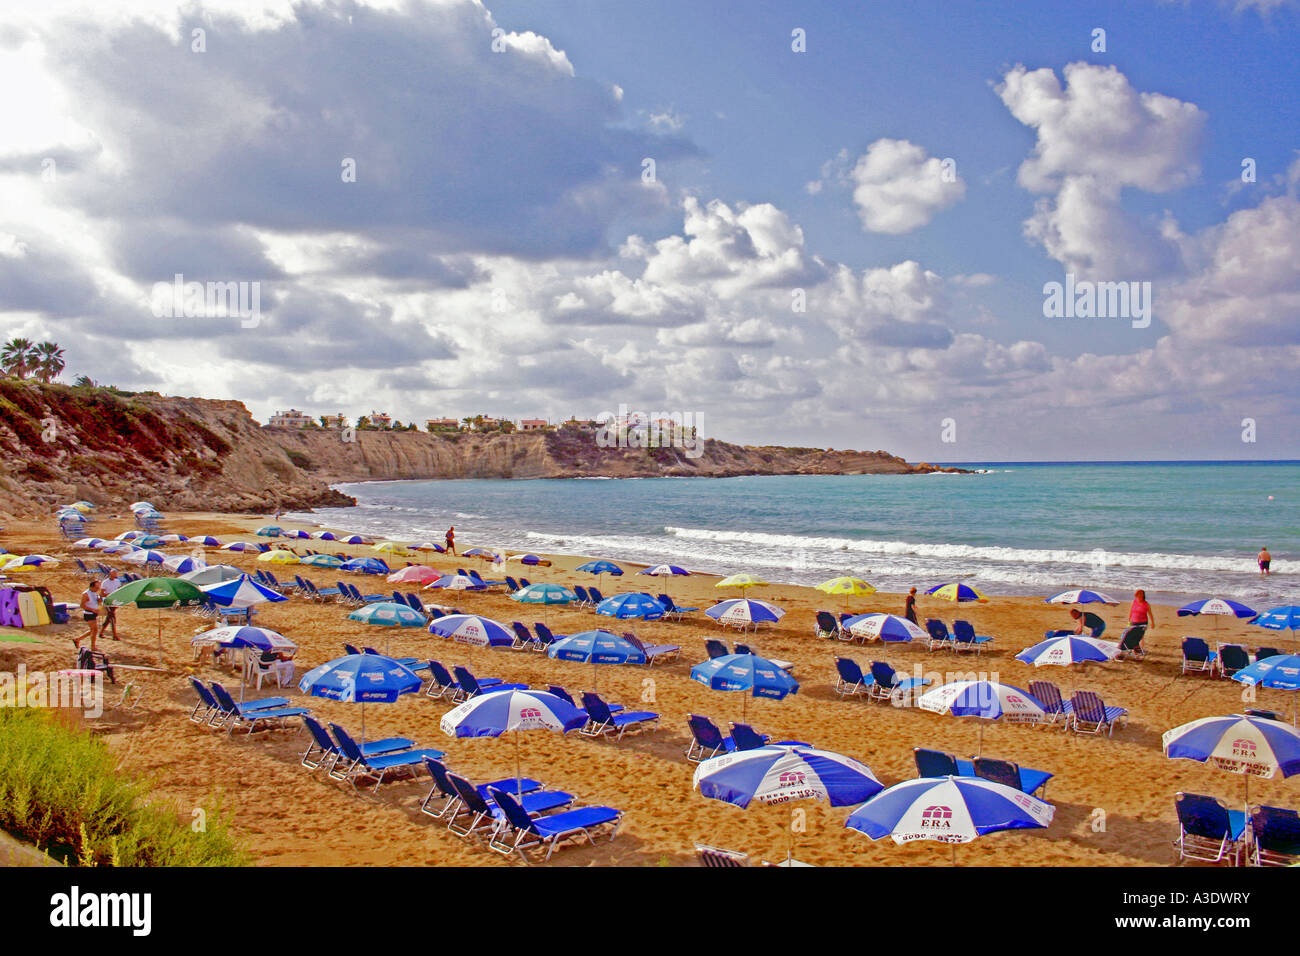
[1128,589,1156,630]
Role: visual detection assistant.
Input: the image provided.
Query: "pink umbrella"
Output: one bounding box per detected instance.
[387,565,440,586]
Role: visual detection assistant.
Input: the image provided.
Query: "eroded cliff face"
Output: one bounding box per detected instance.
[0,382,959,518]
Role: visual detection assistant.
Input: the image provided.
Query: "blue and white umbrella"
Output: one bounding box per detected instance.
[596,592,666,620]
[311,531,338,541]
[179,564,243,586]
[341,557,388,574]
[190,536,223,547]
[691,654,799,716]
[280,529,310,539]
[512,583,577,605]
[115,531,143,541]
[193,625,297,654]
[158,533,189,543]
[844,613,926,643]
[576,560,623,579]
[162,554,205,574]
[73,538,107,549]
[548,630,646,665]
[705,599,785,628]
[425,573,484,591]
[199,575,287,609]
[694,744,883,809]
[638,564,690,578]
[1232,655,1300,723]
[1254,606,1300,634]
[1045,589,1118,606]
[298,652,422,741]
[439,688,587,794]
[1178,597,1257,620]
[918,680,1046,752]
[429,613,515,648]
[1164,714,1300,779]
[1015,634,1119,668]
[348,602,427,628]
[221,541,260,552]
[845,776,1054,858]
[508,553,548,566]
[341,535,370,545]
[122,548,167,566]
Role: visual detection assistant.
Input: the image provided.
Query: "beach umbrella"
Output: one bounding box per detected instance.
[162,554,205,574]
[255,526,282,537]
[640,563,690,577]
[298,653,421,742]
[926,582,988,603]
[115,531,143,541]
[221,541,260,552]
[158,533,189,543]
[1045,589,1118,606]
[439,688,586,796]
[1232,655,1300,723]
[513,583,578,606]
[463,547,506,565]
[100,543,139,556]
[1164,713,1300,807]
[425,573,485,592]
[816,577,876,597]
[311,531,337,541]
[70,501,93,512]
[695,743,885,864]
[387,565,440,585]
[341,535,370,545]
[843,613,926,643]
[412,541,445,553]
[300,553,344,568]
[121,549,167,567]
[1178,598,1257,631]
[716,573,770,593]
[576,560,623,581]
[190,536,223,547]
[341,557,388,574]
[1252,606,1300,638]
[1015,634,1120,668]
[180,564,243,586]
[191,625,297,701]
[429,614,515,648]
[200,575,287,610]
[844,776,1054,863]
[548,629,645,688]
[2,554,60,571]
[705,598,785,628]
[691,653,799,719]
[134,534,164,548]
[130,501,155,511]
[373,541,416,557]
[918,681,1047,754]
[348,602,427,628]
[73,538,106,549]
[104,577,207,657]
[257,549,300,565]
[507,553,550,567]
[596,592,666,620]
[280,530,310,539]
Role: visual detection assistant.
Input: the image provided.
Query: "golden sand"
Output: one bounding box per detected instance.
[2,512,1290,866]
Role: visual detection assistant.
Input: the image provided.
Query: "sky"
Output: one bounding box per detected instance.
[1,0,1298,462]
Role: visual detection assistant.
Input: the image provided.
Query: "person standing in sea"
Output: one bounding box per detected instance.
[903,587,919,625]
[1259,546,1272,576]
[445,526,456,556]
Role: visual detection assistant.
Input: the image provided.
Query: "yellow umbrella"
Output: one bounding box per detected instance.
[816,577,876,597]
[716,572,769,592]
[2,555,60,572]
[70,502,92,512]
[373,541,416,557]
[258,550,300,564]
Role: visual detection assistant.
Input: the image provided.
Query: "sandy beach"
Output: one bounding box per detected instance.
[2,511,1292,867]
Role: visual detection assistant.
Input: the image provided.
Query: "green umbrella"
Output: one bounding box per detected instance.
[105,578,206,658]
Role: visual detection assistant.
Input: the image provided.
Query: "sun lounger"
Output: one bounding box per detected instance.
[584,586,601,604]
[510,621,534,650]
[658,594,698,620]
[1181,637,1217,675]
[729,722,771,751]
[1068,690,1128,736]
[1245,708,1284,722]
[813,610,841,640]
[834,657,874,698]
[447,774,574,839]
[705,639,729,660]
[1217,644,1250,678]
[925,619,955,651]
[1114,624,1146,660]
[686,714,737,762]
[487,787,621,862]
[734,643,793,672]
[420,759,543,821]
[189,677,221,724]
[696,843,750,867]
[425,661,463,699]
[573,585,591,606]
[531,622,565,652]
[580,692,659,739]
[914,747,961,777]
[1174,792,1247,866]
[952,620,993,655]
[1247,805,1300,866]
[300,715,413,772]
[869,661,930,704]
[208,683,306,735]
[1255,647,1281,662]
[1028,680,1074,725]
[327,724,444,793]
[972,756,1052,797]
[622,632,680,665]
[452,666,527,702]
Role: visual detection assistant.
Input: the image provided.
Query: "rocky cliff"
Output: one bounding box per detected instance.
[0,381,960,517]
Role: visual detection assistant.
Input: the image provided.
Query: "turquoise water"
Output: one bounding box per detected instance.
[292,462,1299,604]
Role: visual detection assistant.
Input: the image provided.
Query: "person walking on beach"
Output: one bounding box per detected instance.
[99,567,122,640]
[903,587,919,625]
[77,579,102,652]
[1128,589,1155,631]
[445,526,456,556]
[1259,546,1272,577]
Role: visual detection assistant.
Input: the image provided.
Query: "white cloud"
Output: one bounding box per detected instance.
[844,139,965,234]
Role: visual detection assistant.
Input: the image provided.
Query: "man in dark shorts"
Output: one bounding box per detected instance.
[1259,547,1271,576]
[445,526,456,556]
[77,580,102,652]
[1069,607,1107,637]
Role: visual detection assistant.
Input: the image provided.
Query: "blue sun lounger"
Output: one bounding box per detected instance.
[1248,805,1300,866]
[1175,792,1246,866]
[914,748,1052,797]
[446,773,574,838]
[952,620,993,655]
[452,666,528,702]
[686,714,736,762]
[1068,690,1128,736]
[300,715,414,772]
[834,657,874,698]
[580,692,659,739]
[420,758,543,820]
[327,724,444,793]
[487,787,622,861]
[622,632,680,665]
[208,683,306,735]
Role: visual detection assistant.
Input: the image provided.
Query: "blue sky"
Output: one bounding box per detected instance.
[1,0,1298,461]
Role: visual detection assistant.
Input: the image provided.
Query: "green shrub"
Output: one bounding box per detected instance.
[0,709,248,866]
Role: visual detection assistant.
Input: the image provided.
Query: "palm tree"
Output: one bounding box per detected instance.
[73,375,96,388]
[1,338,35,378]
[33,342,65,383]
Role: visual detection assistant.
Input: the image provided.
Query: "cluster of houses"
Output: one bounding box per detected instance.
[265,410,697,444]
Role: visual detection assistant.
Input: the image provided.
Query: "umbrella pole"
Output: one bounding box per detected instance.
[951,843,958,867]
[361,701,366,745]
[515,731,522,798]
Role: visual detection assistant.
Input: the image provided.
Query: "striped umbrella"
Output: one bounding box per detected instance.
[1164,713,1300,806]
[845,775,1054,863]
[695,744,883,809]
[162,554,205,574]
[158,533,189,543]
[705,598,785,629]
[926,582,988,603]
[73,538,107,549]
[190,536,223,547]
[1178,597,1257,633]
[1015,635,1120,667]
[1045,589,1118,605]
[425,573,485,592]
[917,681,1046,753]
[429,613,515,648]
[200,575,287,610]
[311,531,338,541]
[843,613,925,643]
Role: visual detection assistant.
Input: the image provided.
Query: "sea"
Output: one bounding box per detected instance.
[286,461,1299,606]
